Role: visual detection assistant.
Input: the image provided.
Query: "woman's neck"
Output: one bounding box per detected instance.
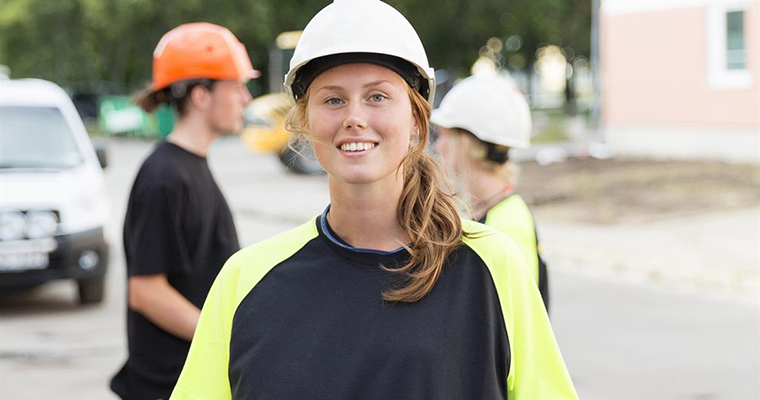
[466,168,511,205]
[326,173,410,251]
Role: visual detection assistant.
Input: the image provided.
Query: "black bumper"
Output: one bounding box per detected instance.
[0,227,109,288]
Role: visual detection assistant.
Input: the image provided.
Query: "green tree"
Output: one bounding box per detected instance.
[0,0,591,93]
[0,0,94,88]
[390,0,588,77]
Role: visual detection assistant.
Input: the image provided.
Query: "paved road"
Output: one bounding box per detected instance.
[1,138,757,399]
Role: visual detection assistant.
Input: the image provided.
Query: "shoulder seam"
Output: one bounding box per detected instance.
[227,216,320,309]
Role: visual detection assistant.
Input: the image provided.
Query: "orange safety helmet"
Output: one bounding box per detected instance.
[151,22,260,91]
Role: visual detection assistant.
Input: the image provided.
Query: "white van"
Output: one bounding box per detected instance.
[0,79,111,304]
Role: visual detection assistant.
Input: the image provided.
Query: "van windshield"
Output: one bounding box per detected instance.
[0,106,85,169]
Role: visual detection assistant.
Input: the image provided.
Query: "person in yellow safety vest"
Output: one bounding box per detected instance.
[432,74,550,311]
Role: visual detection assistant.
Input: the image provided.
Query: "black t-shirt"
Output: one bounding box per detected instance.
[171,211,577,399]
[111,142,239,400]
[230,215,510,399]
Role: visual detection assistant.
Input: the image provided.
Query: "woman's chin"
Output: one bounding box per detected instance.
[327,166,399,187]
[329,172,379,185]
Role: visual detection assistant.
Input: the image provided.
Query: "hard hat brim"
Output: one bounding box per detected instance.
[290,53,429,101]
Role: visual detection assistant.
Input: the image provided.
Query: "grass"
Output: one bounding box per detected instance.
[531,109,571,143]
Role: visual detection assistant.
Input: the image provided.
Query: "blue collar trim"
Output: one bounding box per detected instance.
[320,205,408,256]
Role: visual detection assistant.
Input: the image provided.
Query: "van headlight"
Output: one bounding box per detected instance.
[0,211,28,241]
[26,210,59,239]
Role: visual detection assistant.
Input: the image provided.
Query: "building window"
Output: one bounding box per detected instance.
[707,4,752,90]
[726,11,745,70]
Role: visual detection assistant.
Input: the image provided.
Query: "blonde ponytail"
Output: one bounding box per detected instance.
[380,86,464,302]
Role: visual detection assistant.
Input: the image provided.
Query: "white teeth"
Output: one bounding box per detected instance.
[340,142,375,152]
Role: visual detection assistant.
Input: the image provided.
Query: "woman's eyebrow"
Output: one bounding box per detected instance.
[315,85,344,94]
[363,80,390,88]
[315,80,390,94]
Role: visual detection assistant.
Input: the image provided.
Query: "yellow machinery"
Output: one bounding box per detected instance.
[241,93,323,174]
[241,93,292,154]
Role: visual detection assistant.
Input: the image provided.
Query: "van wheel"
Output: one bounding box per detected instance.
[278,143,324,175]
[78,276,105,304]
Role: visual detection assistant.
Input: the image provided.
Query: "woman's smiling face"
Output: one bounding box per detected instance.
[306,63,417,185]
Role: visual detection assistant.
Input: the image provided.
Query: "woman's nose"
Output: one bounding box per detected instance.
[343,101,367,131]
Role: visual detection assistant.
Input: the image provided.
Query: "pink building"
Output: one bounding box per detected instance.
[601,0,759,163]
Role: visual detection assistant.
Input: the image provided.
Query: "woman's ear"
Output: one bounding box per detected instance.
[412,118,420,139]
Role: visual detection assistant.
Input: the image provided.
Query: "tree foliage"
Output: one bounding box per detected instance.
[0,0,590,93]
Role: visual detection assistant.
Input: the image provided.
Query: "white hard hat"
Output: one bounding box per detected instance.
[283,0,436,103]
[431,75,532,149]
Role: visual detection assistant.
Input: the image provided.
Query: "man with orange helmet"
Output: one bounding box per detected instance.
[110,22,258,400]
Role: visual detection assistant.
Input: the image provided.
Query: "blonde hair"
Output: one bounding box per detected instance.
[449,128,519,187]
[286,82,464,303]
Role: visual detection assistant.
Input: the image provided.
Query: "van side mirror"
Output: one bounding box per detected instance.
[95,146,108,169]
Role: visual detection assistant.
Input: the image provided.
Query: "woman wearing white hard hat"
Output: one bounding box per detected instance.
[432,74,551,310]
[171,1,577,399]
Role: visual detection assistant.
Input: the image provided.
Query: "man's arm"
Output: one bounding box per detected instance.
[129,274,200,341]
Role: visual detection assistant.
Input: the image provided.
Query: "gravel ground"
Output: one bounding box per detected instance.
[518,157,760,224]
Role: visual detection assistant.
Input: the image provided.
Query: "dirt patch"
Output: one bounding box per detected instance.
[516,158,760,224]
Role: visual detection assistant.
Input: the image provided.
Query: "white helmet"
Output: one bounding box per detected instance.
[431,74,532,149]
[283,0,435,104]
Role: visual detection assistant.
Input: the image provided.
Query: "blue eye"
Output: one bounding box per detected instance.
[325,97,343,105]
[370,93,386,102]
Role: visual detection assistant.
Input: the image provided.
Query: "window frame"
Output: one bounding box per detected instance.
[706,3,753,90]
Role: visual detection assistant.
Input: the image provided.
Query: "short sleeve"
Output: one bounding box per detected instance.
[170,253,241,400]
[171,218,320,400]
[124,179,191,276]
[462,220,577,399]
[502,239,577,399]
